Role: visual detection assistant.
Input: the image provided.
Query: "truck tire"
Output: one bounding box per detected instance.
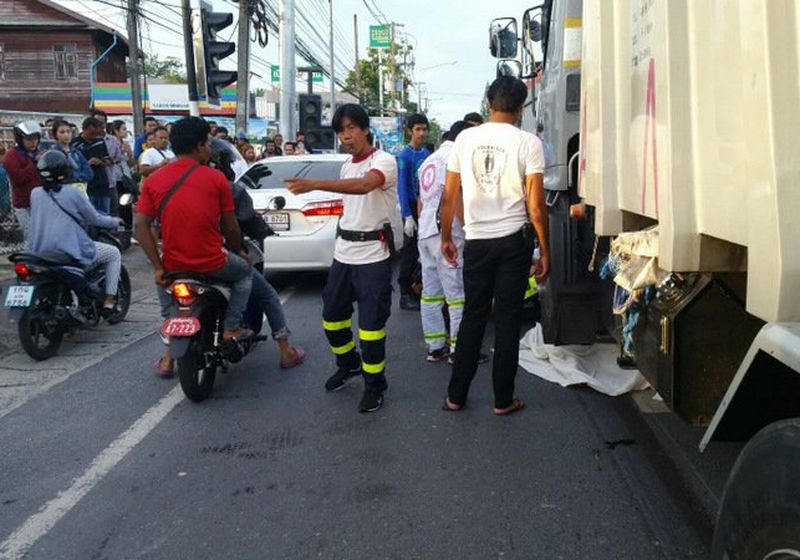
[712,418,800,560]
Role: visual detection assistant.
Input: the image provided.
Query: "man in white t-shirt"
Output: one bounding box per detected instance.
[440,76,550,416]
[138,126,175,178]
[286,104,400,414]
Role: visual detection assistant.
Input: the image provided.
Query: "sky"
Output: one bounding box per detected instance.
[57,0,536,128]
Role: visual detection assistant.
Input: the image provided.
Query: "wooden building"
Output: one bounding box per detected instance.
[0,0,128,114]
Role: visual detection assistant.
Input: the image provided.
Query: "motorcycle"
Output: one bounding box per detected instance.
[162,237,267,403]
[5,229,131,360]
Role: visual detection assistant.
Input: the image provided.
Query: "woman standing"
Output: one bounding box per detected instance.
[52,120,93,185]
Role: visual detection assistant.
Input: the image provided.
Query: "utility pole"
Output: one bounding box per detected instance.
[328,0,335,114]
[126,0,144,136]
[378,49,384,116]
[235,0,251,134]
[279,0,296,139]
[181,0,200,116]
[353,13,360,103]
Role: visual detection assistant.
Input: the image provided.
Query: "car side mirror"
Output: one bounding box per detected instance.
[497,59,523,79]
[489,17,518,59]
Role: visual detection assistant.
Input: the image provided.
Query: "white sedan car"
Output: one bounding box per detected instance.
[245,154,348,272]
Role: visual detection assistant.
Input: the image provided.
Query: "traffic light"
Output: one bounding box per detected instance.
[306,127,336,151]
[298,94,322,134]
[199,6,237,107]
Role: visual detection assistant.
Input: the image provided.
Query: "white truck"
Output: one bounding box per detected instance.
[491,1,800,558]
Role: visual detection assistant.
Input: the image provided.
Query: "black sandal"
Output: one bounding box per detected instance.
[441,397,464,412]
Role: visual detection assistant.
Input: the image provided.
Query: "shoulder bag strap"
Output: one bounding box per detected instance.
[157,163,199,221]
[48,191,87,231]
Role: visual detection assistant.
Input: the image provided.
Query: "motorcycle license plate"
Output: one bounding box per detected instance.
[4,286,34,308]
[161,317,200,337]
[265,212,290,231]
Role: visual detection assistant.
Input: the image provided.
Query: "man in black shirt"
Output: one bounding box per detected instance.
[72,117,111,213]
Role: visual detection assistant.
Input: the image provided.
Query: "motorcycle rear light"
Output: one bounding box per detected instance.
[302,200,344,217]
[171,282,196,306]
[15,262,32,281]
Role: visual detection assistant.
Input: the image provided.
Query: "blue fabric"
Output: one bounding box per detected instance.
[133,133,147,161]
[0,165,10,215]
[27,185,118,265]
[89,195,111,214]
[56,145,93,184]
[396,145,431,218]
[206,252,253,329]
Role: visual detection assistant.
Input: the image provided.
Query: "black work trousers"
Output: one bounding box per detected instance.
[398,232,420,296]
[448,230,533,409]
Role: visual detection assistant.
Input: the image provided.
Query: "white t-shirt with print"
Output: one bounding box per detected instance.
[139,147,175,167]
[334,148,401,265]
[447,122,545,240]
[417,141,464,241]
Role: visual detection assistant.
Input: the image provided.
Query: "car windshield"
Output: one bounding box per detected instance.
[253,161,344,189]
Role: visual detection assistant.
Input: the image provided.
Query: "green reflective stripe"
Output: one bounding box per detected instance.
[330,340,355,355]
[358,328,385,342]
[421,294,445,304]
[362,360,385,374]
[525,278,538,299]
[424,331,447,341]
[323,319,352,331]
[446,298,465,308]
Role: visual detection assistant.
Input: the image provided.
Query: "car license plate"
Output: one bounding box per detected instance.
[265,212,290,231]
[4,286,34,308]
[161,317,200,337]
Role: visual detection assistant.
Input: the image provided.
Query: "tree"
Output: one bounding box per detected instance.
[140,54,186,84]
[344,45,415,116]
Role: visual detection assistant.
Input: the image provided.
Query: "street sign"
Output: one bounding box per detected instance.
[271,65,323,83]
[369,25,392,49]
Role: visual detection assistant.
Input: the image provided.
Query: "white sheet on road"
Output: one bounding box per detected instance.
[519,324,650,396]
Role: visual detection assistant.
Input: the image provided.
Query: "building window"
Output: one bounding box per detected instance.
[54,44,78,80]
[0,44,5,80]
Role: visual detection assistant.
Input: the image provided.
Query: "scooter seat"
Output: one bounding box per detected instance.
[9,251,81,267]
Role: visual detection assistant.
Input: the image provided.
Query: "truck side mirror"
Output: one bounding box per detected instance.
[497,59,523,79]
[489,17,518,59]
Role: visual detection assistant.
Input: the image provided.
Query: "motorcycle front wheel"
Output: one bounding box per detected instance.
[177,334,217,402]
[18,287,64,361]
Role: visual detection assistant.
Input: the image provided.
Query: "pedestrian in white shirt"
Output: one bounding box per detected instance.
[416,120,488,365]
[285,104,401,414]
[440,76,550,416]
[138,126,175,178]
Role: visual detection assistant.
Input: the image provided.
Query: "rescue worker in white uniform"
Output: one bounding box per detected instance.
[416,121,476,363]
[286,104,401,413]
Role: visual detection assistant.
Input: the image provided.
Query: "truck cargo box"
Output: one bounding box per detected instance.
[579,0,800,323]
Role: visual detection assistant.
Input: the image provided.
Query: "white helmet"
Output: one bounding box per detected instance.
[14,120,42,146]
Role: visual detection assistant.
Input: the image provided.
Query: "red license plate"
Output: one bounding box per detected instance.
[161,317,200,337]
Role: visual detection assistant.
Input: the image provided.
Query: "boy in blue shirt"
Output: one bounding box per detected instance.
[396,113,430,310]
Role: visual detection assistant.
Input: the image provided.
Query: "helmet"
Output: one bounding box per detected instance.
[36,150,70,190]
[14,120,42,146]
[208,137,238,181]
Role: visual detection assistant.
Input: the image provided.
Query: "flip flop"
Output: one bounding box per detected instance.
[280,346,307,369]
[494,398,525,416]
[154,358,174,378]
[441,397,464,412]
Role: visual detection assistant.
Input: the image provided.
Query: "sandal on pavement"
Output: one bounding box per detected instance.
[280,346,306,369]
[154,358,174,378]
[494,398,525,416]
[441,397,464,412]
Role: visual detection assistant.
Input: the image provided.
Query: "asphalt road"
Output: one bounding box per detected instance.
[0,266,711,559]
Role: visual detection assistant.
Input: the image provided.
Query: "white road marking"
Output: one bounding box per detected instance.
[0,288,296,558]
[0,386,183,559]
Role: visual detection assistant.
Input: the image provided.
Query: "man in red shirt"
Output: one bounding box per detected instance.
[134,116,253,342]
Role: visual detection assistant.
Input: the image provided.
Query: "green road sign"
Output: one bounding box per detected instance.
[369,25,391,48]
[271,65,324,83]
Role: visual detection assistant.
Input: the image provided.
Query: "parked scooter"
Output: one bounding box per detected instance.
[5,228,131,360]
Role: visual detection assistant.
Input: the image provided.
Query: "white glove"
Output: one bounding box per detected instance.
[404,216,417,238]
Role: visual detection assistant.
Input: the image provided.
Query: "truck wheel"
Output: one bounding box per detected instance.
[712,419,800,560]
[177,336,216,402]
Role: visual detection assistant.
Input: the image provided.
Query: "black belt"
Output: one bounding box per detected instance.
[336,225,385,242]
